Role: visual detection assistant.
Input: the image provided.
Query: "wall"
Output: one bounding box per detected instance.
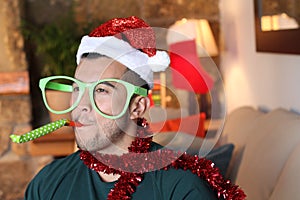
[74,0,219,27]
[0,1,44,199]
[0,0,31,156]
[220,0,300,113]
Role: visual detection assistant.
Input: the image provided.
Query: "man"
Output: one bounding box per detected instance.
[25,16,245,199]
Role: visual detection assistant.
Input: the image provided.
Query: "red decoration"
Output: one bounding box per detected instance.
[169,39,214,93]
[80,118,246,199]
[88,16,156,57]
[150,112,207,138]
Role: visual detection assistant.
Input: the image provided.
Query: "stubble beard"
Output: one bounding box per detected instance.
[76,115,129,154]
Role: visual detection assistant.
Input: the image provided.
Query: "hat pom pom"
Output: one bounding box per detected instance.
[148,51,170,72]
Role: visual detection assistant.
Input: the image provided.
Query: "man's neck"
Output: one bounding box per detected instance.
[97,134,135,156]
[96,134,135,182]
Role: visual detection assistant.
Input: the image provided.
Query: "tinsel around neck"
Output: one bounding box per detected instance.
[79,118,246,199]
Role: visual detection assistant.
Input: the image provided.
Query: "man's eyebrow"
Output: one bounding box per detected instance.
[99,81,115,88]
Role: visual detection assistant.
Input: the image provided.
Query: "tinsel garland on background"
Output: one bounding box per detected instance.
[80,118,246,199]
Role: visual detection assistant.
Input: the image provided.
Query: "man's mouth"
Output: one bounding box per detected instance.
[68,121,84,127]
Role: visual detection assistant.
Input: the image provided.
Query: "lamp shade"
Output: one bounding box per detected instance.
[167,19,218,57]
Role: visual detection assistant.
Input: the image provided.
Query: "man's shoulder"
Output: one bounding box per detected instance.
[48,150,80,167]
[150,143,207,184]
[144,167,218,199]
[147,143,218,199]
[25,151,94,199]
[153,166,204,184]
[35,151,82,180]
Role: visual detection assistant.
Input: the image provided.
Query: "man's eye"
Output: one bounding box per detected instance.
[95,88,107,93]
[73,87,80,92]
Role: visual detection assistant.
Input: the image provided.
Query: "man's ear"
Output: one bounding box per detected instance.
[129,96,150,120]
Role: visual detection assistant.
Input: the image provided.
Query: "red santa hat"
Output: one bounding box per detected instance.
[76,16,170,89]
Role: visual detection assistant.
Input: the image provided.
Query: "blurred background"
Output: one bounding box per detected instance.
[1,0,300,199]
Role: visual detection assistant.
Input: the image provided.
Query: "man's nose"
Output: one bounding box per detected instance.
[77,89,92,112]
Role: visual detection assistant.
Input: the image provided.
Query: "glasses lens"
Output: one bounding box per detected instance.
[93,80,128,117]
[44,78,74,113]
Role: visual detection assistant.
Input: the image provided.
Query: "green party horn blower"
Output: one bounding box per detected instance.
[10,119,82,143]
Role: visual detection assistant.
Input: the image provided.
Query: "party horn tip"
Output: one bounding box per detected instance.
[66,120,83,127]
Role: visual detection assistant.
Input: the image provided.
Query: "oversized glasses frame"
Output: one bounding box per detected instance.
[39,76,148,119]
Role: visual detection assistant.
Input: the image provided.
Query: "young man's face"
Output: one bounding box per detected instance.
[71,56,132,154]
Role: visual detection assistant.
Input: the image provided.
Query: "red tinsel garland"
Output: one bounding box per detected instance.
[79,118,246,200]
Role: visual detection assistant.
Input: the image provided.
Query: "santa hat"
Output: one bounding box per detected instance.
[76,16,170,89]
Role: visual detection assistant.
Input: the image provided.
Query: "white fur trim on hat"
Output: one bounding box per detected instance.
[76,35,170,88]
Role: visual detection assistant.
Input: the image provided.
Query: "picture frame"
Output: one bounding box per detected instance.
[254,0,300,54]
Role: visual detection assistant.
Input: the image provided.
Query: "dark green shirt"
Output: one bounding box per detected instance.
[25,147,218,199]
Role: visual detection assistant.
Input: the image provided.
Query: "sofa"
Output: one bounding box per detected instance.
[153,106,300,200]
[219,106,300,200]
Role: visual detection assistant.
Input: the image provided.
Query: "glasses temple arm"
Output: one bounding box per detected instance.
[45,82,73,92]
[134,87,148,96]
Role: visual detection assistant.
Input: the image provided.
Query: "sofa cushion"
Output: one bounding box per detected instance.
[153,132,234,177]
[205,143,234,177]
[220,106,264,181]
[235,108,300,200]
[269,142,300,199]
[153,131,197,153]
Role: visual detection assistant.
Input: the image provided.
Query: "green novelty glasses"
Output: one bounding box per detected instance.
[39,76,148,119]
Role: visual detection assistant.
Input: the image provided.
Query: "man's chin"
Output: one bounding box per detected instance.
[76,142,106,153]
